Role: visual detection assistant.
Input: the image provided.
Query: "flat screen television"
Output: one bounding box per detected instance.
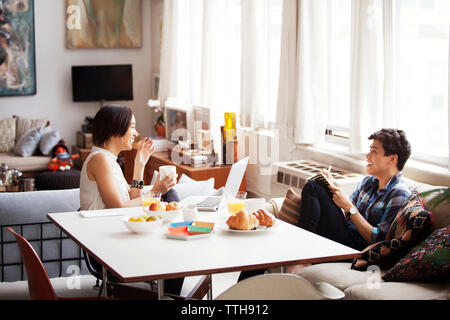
[72,64,133,102]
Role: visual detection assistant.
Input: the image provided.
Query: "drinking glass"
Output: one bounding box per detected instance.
[227,191,247,214]
[141,190,162,213]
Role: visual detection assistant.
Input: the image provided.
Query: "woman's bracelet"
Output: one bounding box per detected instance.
[130,179,144,189]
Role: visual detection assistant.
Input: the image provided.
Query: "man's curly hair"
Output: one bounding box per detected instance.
[368,129,411,171]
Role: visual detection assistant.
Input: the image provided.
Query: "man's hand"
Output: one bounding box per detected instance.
[328,184,353,212]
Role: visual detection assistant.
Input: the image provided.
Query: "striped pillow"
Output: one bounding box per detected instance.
[276,188,302,226]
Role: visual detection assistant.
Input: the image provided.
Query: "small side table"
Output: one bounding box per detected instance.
[35,169,81,191]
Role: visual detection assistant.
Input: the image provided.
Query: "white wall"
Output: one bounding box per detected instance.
[0,0,160,148]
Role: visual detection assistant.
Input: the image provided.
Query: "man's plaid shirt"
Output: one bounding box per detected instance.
[349,172,410,243]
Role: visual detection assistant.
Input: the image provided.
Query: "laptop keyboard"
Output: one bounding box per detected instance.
[196,197,221,210]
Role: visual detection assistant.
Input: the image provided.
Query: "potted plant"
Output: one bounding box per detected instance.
[420,187,450,209]
[155,112,166,138]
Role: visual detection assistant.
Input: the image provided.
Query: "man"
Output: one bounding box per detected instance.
[241,128,412,279]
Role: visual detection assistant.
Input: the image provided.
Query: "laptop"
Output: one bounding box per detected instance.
[195,157,249,211]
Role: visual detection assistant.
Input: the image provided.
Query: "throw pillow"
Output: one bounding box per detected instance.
[276,188,302,226]
[0,118,16,152]
[382,226,450,282]
[39,127,61,156]
[351,192,433,271]
[13,127,45,157]
[14,115,48,144]
[172,177,215,200]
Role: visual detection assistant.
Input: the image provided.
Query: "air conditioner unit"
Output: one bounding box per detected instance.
[273,160,364,195]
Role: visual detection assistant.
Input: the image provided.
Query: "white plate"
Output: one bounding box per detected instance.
[219,221,277,233]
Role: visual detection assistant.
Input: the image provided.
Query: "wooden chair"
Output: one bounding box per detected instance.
[215,273,345,300]
[7,227,113,300]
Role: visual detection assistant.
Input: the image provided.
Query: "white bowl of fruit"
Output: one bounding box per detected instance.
[144,200,183,222]
[123,214,163,234]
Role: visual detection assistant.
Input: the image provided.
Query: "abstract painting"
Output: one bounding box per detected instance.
[66,0,142,49]
[0,0,36,96]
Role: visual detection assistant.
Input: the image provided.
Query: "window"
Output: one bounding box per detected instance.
[327,0,351,130]
[394,0,449,164]
[323,1,449,165]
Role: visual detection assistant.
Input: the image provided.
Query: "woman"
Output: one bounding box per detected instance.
[240,128,412,279]
[80,105,177,210]
[80,104,183,295]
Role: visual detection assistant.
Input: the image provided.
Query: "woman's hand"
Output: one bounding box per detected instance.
[134,137,154,170]
[328,184,353,213]
[152,173,177,194]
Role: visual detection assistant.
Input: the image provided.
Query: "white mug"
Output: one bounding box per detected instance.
[245,198,266,212]
[159,165,176,179]
[183,204,198,221]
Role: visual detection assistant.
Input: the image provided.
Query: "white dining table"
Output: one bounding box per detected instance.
[47,196,361,299]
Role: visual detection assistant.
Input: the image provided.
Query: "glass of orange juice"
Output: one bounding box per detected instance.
[227,191,247,214]
[141,190,162,213]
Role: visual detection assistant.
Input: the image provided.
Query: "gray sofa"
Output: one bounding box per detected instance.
[265,177,450,300]
[0,188,89,282]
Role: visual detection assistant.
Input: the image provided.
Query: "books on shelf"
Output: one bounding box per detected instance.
[149,137,175,152]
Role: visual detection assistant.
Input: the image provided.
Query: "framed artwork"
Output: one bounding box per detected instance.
[193,105,211,131]
[165,106,193,143]
[193,105,212,151]
[66,0,142,49]
[152,72,159,99]
[0,0,36,96]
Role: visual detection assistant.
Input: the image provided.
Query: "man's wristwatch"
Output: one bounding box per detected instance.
[348,206,357,215]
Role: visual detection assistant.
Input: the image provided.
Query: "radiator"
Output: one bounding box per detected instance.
[273,160,363,195]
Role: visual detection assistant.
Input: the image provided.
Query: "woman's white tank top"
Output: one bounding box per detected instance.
[80,146,130,210]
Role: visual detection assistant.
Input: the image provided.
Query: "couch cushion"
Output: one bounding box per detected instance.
[405,178,450,231]
[13,127,45,157]
[0,118,16,153]
[276,188,302,226]
[0,188,80,225]
[0,152,50,172]
[344,281,450,300]
[296,262,386,291]
[39,127,61,156]
[352,192,433,271]
[14,115,48,144]
[382,226,450,282]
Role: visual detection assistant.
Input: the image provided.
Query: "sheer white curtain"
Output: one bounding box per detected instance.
[240,0,281,129]
[276,0,330,144]
[159,0,241,122]
[159,0,281,131]
[276,0,390,149]
[349,0,385,153]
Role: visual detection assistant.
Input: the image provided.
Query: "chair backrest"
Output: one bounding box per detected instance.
[8,228,57,300]
[215,273,325,300]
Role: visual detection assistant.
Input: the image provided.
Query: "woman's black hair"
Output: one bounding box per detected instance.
[368,128,411,171]
[92,104,133,146]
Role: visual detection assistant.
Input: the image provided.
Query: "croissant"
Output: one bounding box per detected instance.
[252,209,275,227]
[226,210,260,230]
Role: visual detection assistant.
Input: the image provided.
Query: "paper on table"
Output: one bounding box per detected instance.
[79,209,125,218]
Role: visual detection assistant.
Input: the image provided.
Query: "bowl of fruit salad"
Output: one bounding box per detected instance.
[123,214,163,233]
[144,200,183,222]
